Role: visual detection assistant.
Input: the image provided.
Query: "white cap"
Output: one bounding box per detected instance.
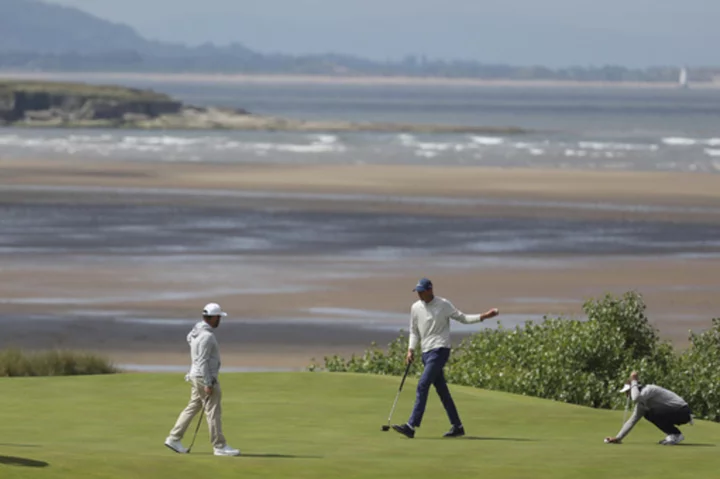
[202,302,227,317]
[619,383,632,393]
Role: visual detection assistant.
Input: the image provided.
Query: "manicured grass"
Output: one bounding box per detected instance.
[1,373,718,478]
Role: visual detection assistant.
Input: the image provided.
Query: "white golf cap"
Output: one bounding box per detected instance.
[202,302,227,317]
[619,383,632,393]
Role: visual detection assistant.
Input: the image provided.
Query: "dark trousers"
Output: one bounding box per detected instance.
[644,405,693,435]
[408,347,461,428]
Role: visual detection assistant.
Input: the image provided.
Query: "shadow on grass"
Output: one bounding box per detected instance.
[677,443,716,447]
[195,452,322,459]
[0,455,49,468]
[417,436,537,442]
[0,444,40,448]
[242,453,323,459]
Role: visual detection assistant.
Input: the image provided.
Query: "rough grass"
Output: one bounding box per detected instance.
[0,80,170,100]
[0,349,117,377]
[0,373,718,478]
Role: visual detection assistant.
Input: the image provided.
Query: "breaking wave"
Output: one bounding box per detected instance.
[578,141,658,151]
[0,133,347,158]
[470,136,505,146]
[0,129,718,173]
[662,137,720,146]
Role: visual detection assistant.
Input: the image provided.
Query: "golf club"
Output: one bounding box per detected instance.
[381,361,412,432]
[622,395,630,425]
[187,397,209,453]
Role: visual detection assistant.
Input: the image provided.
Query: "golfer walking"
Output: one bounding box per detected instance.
[605,371,693,445]
[164,302,240,456]
[392,278,499,438]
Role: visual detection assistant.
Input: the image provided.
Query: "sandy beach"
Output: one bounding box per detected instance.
[4,158,720,213]
[1,158,719,371]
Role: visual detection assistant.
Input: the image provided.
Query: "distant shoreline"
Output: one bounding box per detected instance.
[2,71,719,89]
[0,78,527,133]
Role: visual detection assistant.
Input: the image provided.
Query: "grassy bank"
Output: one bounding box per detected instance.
[0,373,718,478]
[0,349,117,377]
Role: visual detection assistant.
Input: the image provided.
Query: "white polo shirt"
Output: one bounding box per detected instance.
[409,296,483,353]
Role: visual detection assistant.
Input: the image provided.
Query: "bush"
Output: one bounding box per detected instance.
[0,349,118,377]
[312,333,415,376]
[310,292,720,421]
[674,319,720,421]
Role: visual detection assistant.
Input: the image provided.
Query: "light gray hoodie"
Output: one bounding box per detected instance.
[616,381,689,440]
[186,321,221,387]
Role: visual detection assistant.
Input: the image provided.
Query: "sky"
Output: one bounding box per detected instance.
[47,0,719,67]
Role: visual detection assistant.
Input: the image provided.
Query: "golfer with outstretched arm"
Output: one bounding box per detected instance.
[392,278,499,438]
[164,302,241,456]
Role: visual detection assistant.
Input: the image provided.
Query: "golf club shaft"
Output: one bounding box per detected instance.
[386,362,412,424]
[188,397,208,452]
[386,390,402,423]
[622,396,630,425]
[398,361,411,392]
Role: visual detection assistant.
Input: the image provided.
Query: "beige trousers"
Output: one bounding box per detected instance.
[168,377,226,448]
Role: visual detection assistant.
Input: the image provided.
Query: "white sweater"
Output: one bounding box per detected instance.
[616,381,689,440]
[186,321,221,387]
[409,296,483,353]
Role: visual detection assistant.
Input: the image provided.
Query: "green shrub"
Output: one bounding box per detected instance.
[310,292,720,421]
[674,319,720,421]
[0,349,118,377]
[313,332,416,376]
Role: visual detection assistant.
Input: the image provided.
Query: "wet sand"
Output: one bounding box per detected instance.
[4,158,720,221]
[4,158,720,204]
[1,158,719,370]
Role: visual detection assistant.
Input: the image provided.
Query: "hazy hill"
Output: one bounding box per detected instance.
[0,0,153,53]
[0,0,254,58]
[0,0,716,82]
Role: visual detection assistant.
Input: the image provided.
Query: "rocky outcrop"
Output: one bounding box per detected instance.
[1,91,182,124]
[132,106,526,134]
[0,81,183,125]
[0,92,15,123]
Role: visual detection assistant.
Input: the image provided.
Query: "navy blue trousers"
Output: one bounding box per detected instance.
[408,347,461,428]
[644,405,693,435]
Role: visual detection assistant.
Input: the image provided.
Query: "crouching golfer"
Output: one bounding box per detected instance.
[605,371,693,446]
[164,303,240,456]
[392,278,499,438]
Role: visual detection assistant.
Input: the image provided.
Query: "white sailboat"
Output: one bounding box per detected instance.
[679,67,689,89]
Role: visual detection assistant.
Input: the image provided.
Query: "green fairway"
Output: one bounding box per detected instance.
[1,372,718,478]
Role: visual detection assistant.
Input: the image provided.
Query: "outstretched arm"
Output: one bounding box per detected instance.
[449,305,500,324]
[607,403,644,443]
